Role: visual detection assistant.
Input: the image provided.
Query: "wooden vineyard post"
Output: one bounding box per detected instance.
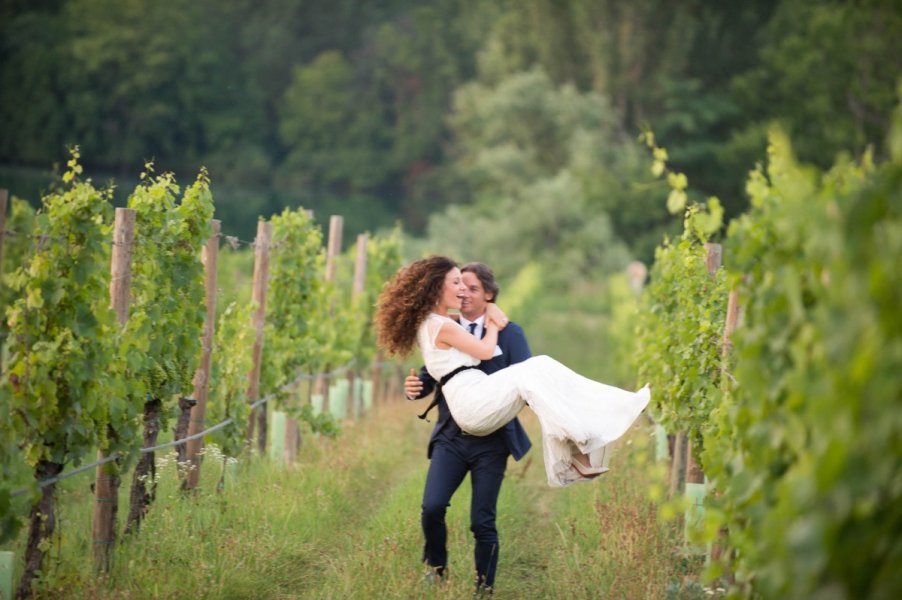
[669,432,688,499]
[314,215,342,416]
[704,242,722,279]
[347,233,368,419]
[710,287,741,572]
[370,351,384,407]
[93,207,136,572]
[722,289,740,357]
[183,220,220,491]
[325,215,343,283]
[352,234,368,297]
[246,220,272,455]
[388,365,403,402]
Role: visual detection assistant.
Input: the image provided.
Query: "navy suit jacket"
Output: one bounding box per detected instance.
[413,320,533,461]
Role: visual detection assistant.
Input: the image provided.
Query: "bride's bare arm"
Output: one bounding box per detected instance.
[435,321,499,360]
[485,303,508,330]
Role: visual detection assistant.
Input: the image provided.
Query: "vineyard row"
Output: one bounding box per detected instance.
[0,155,404,598]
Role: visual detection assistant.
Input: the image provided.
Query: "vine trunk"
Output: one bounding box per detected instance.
[17,460,63,600]
[126,398,162,534]
[174,396,196,465]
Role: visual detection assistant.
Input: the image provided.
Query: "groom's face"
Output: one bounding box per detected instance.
[460,271,493,321]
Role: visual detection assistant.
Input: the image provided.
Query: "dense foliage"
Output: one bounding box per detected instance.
[0,151,134,543]
[0,196,35,352]
[204,300,254,461]
[0,159,401,580]
[0,0,899,594]
[261,207,339,434]
[357,226,404,366]
[3,0,898,249]
[2,152,129,467]
[634,133,728,445]
[128,167,213,411]
[699,120,902,598]
[265,208,325,390]
[633,106,902,597]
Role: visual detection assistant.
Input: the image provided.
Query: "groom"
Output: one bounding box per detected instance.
[404,261,532,596]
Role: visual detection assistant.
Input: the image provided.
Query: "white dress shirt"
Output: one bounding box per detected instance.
[459,314,486,339]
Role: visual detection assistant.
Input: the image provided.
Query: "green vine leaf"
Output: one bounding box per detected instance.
[666,189,687,214]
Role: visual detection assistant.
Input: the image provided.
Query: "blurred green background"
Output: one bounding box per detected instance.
[3,0,898,241]
[2,0,899,376]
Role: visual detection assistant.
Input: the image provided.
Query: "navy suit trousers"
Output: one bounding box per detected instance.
[421,435,509,587]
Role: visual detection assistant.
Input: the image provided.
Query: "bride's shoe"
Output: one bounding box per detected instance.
[571,458,609,478]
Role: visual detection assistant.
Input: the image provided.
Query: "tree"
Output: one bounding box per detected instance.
[729,0,902,169]
[278,51,389,191]
[425,68,660,271]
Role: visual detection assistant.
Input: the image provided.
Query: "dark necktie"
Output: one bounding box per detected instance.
[468,322,478,336]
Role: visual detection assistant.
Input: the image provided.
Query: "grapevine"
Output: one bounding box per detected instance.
[0,148,131,591]
[700,123,902,597]
[263,207,338,434]
[634,132,728,448]
[124,164,213,532]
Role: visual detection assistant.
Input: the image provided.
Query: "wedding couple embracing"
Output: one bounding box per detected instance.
[375,256,649,596]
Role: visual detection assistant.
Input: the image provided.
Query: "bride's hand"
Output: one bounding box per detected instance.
[485,303,508,329]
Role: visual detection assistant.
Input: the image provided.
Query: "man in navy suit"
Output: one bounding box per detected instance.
[404,262,532,596]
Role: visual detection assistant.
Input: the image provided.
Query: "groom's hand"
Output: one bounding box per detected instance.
[404,368,424,399]
[485,303,509,329]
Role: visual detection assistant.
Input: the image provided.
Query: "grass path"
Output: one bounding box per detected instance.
[3,401,700,599]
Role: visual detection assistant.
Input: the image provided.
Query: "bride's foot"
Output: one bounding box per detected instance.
[571,454,609,478]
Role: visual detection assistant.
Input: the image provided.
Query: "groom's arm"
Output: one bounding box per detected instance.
[501,322,532,367]
[405,366,436,400]
[418,366,437,397]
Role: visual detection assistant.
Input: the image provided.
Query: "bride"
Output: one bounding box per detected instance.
[375,255,650,487]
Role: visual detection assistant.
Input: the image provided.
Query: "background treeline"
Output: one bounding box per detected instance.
[2,0,899,250]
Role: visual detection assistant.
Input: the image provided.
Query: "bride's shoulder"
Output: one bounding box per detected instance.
[421,313,447,330]
[423,313,458,333]
[437,315,463,331]
[427,312,455,322]
[429,312,460,322]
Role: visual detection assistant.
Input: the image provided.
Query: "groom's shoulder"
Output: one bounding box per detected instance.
[499,320,531,363]
[500,320,527,341]
[506,320,525,334]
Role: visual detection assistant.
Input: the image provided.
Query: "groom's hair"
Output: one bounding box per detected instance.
[461,262,500,302]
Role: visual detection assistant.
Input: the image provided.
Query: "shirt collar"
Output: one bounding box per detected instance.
[459,314,486,330]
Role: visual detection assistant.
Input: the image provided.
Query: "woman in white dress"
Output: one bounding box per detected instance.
[375,255,650,487]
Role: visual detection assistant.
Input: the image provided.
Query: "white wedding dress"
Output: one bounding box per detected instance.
[417,313,650,487]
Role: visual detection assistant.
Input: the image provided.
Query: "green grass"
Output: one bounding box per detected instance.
[2,402,704,599]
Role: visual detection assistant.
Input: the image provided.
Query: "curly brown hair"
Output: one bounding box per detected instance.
[375,255,458,357]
